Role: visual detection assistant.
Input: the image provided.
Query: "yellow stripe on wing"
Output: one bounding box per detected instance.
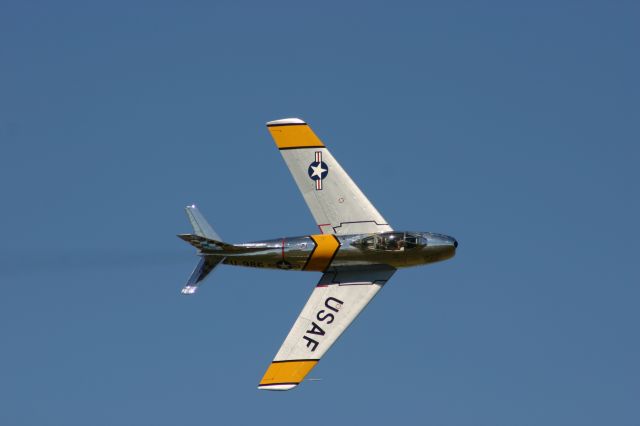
[259,360,319,386]
[267,122,325,150]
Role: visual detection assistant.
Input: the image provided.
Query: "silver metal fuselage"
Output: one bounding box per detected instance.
[218,232,457,271]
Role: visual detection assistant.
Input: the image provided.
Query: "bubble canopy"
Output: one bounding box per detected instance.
[351,232,427,251]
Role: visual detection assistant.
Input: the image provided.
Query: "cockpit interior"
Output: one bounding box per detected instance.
[351,232,426,251]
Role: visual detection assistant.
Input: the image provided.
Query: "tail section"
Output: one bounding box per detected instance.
[179,205,225,295]
[178,233,236,253]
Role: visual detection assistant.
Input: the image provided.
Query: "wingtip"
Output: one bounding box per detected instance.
[257,383,298,391]
[266,118,306,127]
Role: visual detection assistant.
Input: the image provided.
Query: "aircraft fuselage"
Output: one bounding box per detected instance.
[217,231,457,271]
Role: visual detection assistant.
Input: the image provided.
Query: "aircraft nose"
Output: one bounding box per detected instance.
[423,234,457,262]
[426,234,457,249]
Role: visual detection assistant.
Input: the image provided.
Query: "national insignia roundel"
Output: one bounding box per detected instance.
[308,151,329,190]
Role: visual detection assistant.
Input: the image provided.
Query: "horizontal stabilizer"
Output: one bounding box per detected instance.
[181,256,225,295]
[185,205,221,240]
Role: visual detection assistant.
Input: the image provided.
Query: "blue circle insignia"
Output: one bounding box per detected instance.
[308,161,329,181]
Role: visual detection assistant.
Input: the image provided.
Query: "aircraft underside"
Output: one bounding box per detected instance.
[177,117,458,390]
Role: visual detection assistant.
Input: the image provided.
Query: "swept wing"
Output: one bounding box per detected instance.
[258,267,395,390]
[267,118,392,235]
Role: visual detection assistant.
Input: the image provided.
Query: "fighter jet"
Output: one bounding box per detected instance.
[178,118,458,390]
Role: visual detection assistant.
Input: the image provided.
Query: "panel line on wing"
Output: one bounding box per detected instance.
[277,145,325,150]
[332,220,390,234]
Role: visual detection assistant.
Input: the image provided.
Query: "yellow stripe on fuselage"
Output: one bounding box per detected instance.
[304,234,340,271]
[259,360,319,386]
[267,123,325,150]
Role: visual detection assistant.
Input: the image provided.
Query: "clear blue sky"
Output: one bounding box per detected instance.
[1,1,638,425]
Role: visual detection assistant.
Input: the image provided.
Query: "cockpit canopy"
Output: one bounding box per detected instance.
[351,232,426,251]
